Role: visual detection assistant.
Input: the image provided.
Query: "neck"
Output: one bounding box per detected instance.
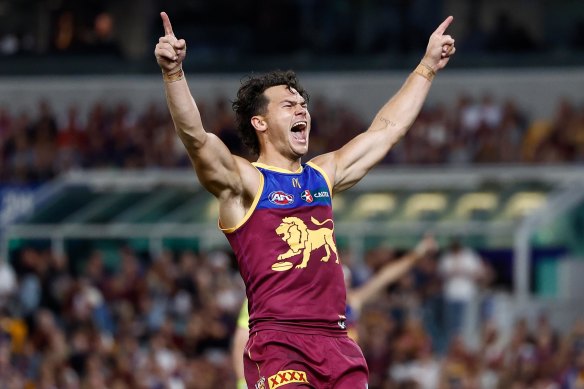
[256,152,302,172]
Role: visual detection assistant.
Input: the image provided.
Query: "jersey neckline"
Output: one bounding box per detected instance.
[253,162,304,174]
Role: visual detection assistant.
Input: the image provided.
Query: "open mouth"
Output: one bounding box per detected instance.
[291,121,308,143]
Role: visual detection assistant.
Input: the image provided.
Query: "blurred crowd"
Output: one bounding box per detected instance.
[1,93,583,185]
[2,1,584,60]
[0,246,245,388]
[352,243,584,389]
[0,241,582,388]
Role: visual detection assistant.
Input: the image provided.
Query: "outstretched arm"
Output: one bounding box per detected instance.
[312,17,456,193]
[348,235,437,314]
[155,12,255,203]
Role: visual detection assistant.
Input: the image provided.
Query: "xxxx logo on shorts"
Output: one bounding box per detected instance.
[268,370,309,389]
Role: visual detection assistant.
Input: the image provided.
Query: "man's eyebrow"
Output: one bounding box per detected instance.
[280,98,306,105]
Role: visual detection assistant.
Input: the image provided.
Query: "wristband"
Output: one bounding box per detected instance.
[163,68,184,83]
[413,62,436,82]
[237,378,248,389]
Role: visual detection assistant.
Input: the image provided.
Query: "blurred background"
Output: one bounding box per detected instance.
[0,0,583,388]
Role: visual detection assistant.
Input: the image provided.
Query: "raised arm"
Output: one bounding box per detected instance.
[312,17,456,193]
[155,13,255,197]
[348,235,437,314]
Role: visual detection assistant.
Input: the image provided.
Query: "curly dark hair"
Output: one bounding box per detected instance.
[232,70,309,156]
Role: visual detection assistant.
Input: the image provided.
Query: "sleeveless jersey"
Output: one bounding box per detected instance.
[222,162,347,336]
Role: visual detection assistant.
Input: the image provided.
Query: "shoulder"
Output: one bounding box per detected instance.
[308,153,336,191]
[217,157,262,230]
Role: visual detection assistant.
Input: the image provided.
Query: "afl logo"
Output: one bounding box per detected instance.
[301,190,313,203]
[269,191,294,205]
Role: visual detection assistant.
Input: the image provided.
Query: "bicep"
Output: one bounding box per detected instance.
[332,132,377,191]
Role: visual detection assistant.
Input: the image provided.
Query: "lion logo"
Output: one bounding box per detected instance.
[274,216,338,269]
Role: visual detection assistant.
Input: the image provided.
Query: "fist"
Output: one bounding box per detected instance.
[154,12,187,74]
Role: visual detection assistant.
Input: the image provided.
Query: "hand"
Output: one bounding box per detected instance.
[422,16,456,72]
[415,234,438,257]
[154,12,187,74]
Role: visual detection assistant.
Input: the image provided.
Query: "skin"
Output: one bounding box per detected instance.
[154,11,456,230]
[232,322,248,387]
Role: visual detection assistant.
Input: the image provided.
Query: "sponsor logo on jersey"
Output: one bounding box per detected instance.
[255,376,266,389]
[291,178,301,188]
[268,370,309,389]
[268,191,294,205]
[301,190,313,203]
[300,188,329,204]
[313,190,330,198]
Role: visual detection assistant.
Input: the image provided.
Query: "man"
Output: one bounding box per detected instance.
[155,11,455,388]
[438,238,487,349]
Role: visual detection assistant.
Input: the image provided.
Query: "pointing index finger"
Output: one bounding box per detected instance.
[160,12,174,37]
[434,15,454,35]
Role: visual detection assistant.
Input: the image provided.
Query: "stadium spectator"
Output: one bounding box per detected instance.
[0,258,17,311]
[438,238,487,350]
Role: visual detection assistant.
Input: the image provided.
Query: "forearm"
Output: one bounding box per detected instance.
[369,253,418,291]
[354,14,455,164]
[370,64,433,141]
[327,61,436,193]
[232,326,248,383]
[163,71,207,149]
[349,253,419,308]
[339,64,434,174]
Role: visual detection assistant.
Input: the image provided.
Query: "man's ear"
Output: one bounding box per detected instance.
[251,116,267,132]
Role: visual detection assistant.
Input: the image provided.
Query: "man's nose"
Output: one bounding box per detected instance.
[295,105,307,115]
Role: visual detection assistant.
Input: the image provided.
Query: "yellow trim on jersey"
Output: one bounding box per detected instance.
[219,166,265,234]
[306,161,333,195]
[252,162,303,174]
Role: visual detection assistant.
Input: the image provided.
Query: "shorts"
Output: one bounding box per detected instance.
[243,330,368,389]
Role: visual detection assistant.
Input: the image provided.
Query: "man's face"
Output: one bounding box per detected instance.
[260,85,311,159]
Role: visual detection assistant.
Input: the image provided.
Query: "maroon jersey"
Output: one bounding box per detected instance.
[222,162,347,336]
